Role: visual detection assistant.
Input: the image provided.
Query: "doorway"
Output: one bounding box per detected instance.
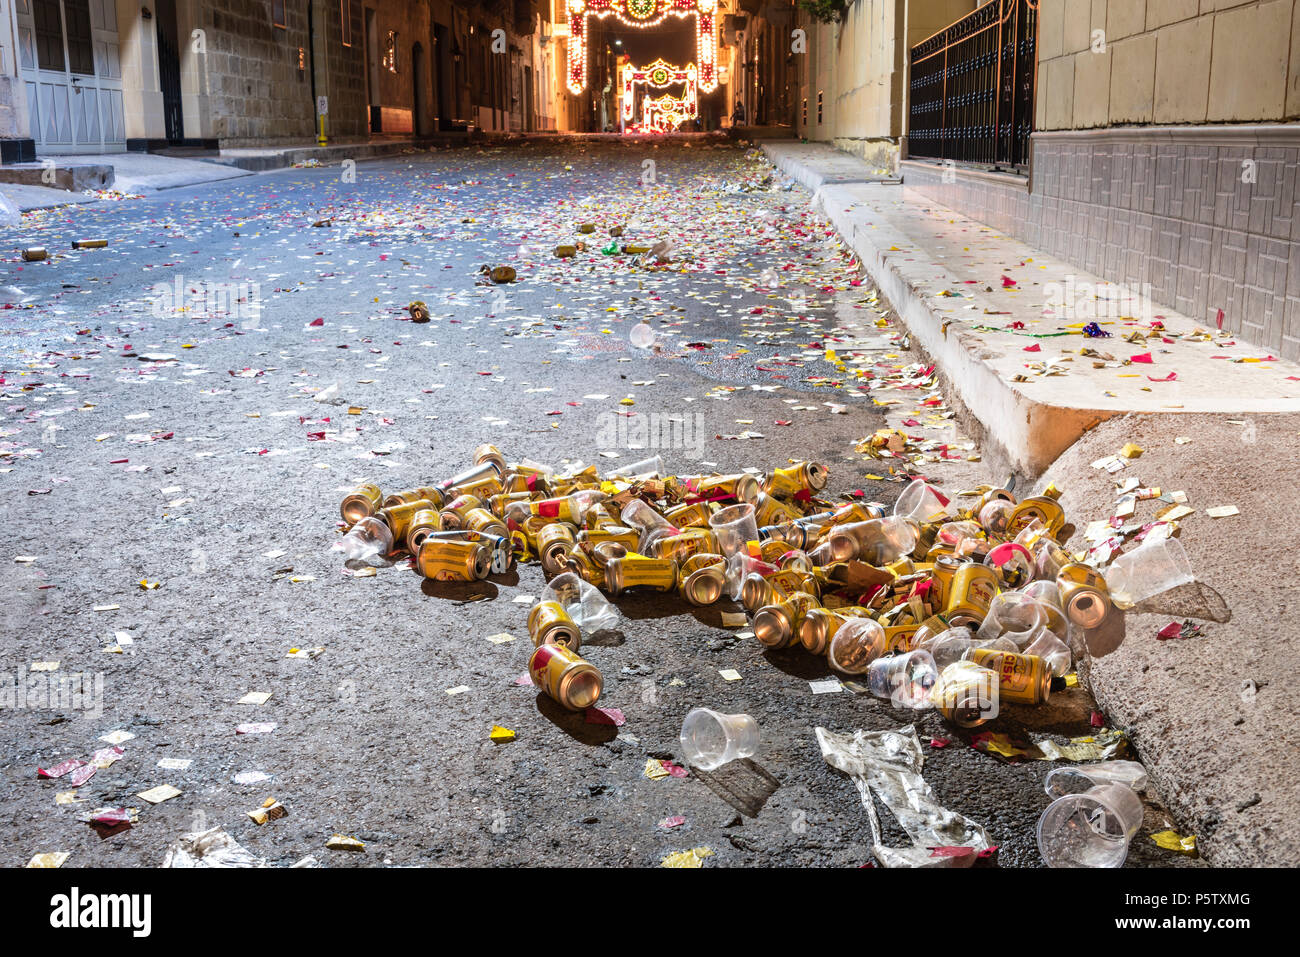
[412,42,428,135]
[155,0,183,143]
[14,0,126,152]
[433,22,453,130]
[364,7,380,132]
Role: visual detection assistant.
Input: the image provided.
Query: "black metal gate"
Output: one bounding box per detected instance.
[156,0,184,144]
[908,0,1037,171]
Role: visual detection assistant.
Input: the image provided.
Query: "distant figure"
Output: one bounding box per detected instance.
[732,100,746,126]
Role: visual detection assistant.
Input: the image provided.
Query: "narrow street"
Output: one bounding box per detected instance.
[2,142,1194,867]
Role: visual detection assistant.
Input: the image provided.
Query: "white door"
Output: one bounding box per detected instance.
[15,0,126,154]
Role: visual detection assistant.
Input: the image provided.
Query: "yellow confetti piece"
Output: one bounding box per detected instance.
[490,725,516,742]
[138,579,159,590]
[1150,830,1197,855]
[27,852,69,868]
[325,834,365,851]
[644,758,670,780]
[619,398,635,406]
[661,846,714,868]
[1120,443,1143,459]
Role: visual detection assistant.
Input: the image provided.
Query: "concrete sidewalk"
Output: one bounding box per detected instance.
[763,141,1300,477]
[765,140,1299,866]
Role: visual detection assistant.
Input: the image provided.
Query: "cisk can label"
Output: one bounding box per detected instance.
[417,539,488,581]
[967,648,1052,705]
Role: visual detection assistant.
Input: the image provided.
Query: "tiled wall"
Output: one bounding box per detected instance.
[903,128,1300,358]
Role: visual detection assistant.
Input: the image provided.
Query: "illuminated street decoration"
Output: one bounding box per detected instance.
[566,0,717,95]
[620,59,698,125]
[642,93,693,131]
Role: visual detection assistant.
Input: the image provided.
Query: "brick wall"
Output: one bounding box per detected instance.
[904,126,1300,359]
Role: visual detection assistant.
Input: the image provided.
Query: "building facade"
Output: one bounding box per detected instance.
[0,0,568,157]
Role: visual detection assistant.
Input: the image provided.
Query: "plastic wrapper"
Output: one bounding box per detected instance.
[816,725,992,868]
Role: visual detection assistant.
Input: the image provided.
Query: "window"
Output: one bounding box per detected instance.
[272,0,286,29]
[64,0,95,75]
[33,0,66,73]
[816,90,823,125]
[341,0,351,47]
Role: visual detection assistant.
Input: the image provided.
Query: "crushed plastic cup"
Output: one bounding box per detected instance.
[709,502,759,558]
[331,517,392,562]
[1104,537,1194,608]
[723,551,779,601]
[1044,761,1149,798]
[541,571,620,633]
[978,498,1015,535]
[1037,782,1145,868]
[866,650,939,709]
[893,479,951,523]
[679,708,759,771]
[620,454,663,479]
[1023,628,1072,677]
[976,592,1047,648]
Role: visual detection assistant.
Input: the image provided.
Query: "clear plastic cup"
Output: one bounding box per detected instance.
[331,517,392,561]
[826,516,917,565]
[827,617,888,674]
[866,650,939,709]
[620,454,663,479]
[679,708,759,771]
[1044,761,1149,798]
[1037,782,1145,868]
[709,502,759,559]
[1023,628,1072,676]
[976,592,1047,648]
[1104,537,1194,608]
[724,552,779,601]
[541,571,620,633]
[893,478,951,523]
[629,322,657,349]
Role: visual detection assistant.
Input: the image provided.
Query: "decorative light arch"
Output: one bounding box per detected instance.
[566,0,717,95]
[620,59,698,124]
[642,93,694,132]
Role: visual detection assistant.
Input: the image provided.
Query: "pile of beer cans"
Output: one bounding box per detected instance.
[337,444,1114,722]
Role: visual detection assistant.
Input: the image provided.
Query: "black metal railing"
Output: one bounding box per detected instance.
[908,0,1037,171]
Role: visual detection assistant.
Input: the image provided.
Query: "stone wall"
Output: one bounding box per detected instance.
[1037,0,1300,131]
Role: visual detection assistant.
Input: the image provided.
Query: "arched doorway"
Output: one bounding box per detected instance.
[412,42,429,135]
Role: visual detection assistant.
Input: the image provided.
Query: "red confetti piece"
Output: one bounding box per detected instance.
[1129,353,1154,364]
[930,737,951,748]
[1157,622,1183,640]
[585,707,626,726]
[308,317,324,327]
[1023,343,1041,352]
[1090,711,1105,728]
[1001,276,1017,288]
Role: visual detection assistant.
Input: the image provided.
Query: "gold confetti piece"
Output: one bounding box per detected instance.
[14,556,37,563]
[718,668,742,681]
[236,691,272,705]
[248,799,288,825]
[27,852,69,868]
[139,579,160,590]
[489,725,516,742]
[1120,443,1143,459]
[326,834,365,851]
[99,730,135,745]
[30,661,58,672]
[54,792,81,805]
[137,784,182,804]
[287,647,324,659]
[661,846,714,868]
[644,758,671,781]
[289,575,316,584]
[485,633,516,644]
[1150,830,1198,855]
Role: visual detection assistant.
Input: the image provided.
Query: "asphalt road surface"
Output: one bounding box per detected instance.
[0,141,1197,867]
